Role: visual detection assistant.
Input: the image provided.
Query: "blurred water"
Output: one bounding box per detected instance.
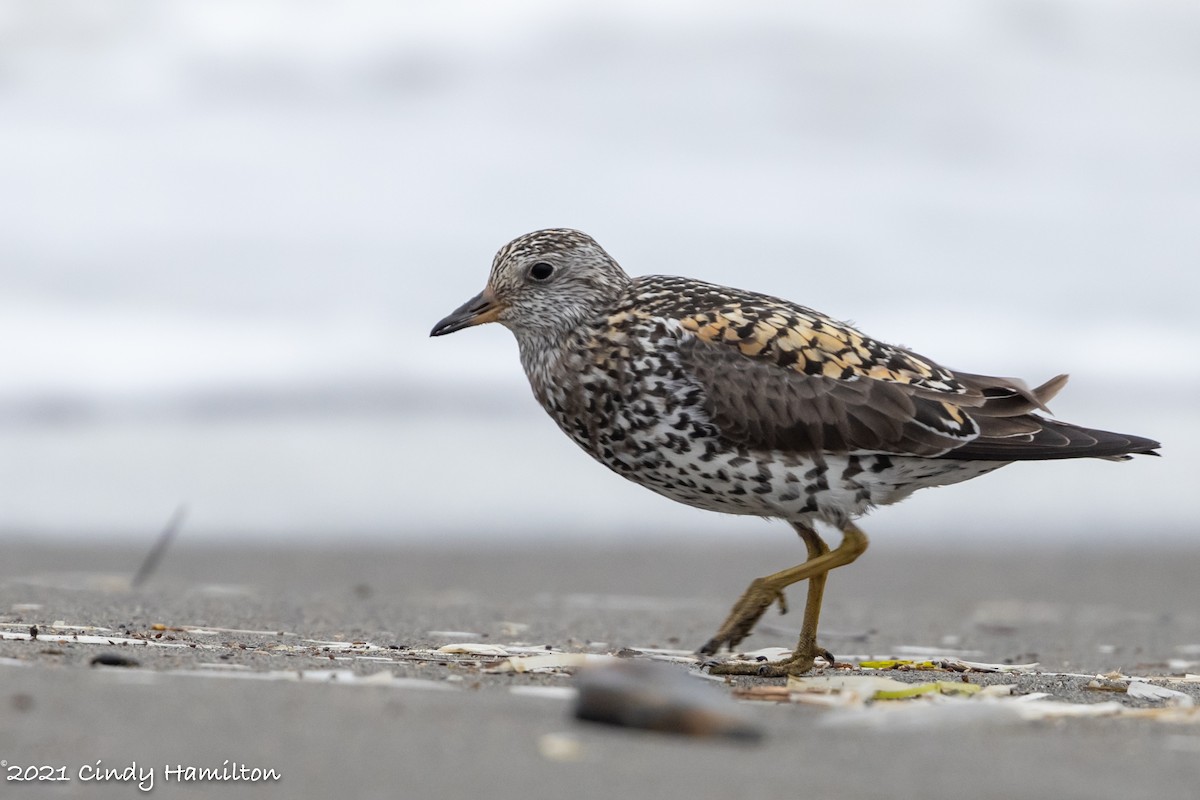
[1,0,1196,542]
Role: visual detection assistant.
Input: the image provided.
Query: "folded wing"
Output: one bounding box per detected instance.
[674,303,1159,461]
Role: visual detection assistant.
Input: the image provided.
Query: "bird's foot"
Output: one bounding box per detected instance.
[697,578,787,656]
[705,644,836,678]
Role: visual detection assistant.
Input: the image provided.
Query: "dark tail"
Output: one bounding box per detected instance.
[939,417,1161,462]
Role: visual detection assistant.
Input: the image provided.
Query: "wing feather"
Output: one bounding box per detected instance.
[672,302,1159,461]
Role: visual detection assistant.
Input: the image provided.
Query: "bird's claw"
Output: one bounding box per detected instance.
[697,580,786,655]
[705,645,835,678]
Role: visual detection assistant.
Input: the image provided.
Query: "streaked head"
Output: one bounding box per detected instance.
[430,229,631,340]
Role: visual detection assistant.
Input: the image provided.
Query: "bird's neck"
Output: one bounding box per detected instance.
[516,328,576,404]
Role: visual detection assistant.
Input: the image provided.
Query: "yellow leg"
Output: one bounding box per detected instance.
[697,521,836,654]
[792,522,836,668]
[702,521,869,677]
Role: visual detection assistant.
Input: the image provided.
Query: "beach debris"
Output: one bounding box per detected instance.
[726,646,795,663]
[936,658,1039,673]
[0,626,217,651]
[183,626,296,636]
[537,733,585,761]
[91,653,141,668]
[849,655,1038,673]
[724,669,1200,729]
[436,643,511,656]
[1127,681,1195,707]
[3,614,1195,729]
[427,630,485,639]
[717,647,1036,673]
[859,660,939,670]
[130,504,187,589]
[301,639,388,652]
[491,653,616,674]
[164,667,458,690]
[1086,677,1129,693]
[783,674,982,706]
[573,659,762,741]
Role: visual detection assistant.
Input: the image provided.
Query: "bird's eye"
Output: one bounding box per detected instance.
[528,262,554,281]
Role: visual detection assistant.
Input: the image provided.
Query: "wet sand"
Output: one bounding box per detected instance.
[1,537,1198,799]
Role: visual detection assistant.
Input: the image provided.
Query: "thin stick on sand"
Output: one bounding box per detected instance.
[131,505,188,589]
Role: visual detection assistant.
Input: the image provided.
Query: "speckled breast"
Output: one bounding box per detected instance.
[523,311,818,518]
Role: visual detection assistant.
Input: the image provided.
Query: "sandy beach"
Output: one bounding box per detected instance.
[1,537,1198,799]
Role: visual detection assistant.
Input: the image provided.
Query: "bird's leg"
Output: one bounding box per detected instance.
[698,520,829,656]
[703,521,869,677]
[791,522,837,668]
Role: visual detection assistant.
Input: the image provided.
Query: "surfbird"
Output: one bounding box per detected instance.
[430,228,1161,676]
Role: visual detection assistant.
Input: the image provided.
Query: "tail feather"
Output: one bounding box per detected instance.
[950,372,1068,416]
[942,417,1161,461]
[931,370,1159,461]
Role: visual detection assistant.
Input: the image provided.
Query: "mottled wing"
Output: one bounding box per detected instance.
[672,300,1095,459]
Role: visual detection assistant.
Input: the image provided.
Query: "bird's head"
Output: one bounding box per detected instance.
[430,229,631,340]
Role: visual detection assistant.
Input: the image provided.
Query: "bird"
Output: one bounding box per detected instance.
[430,228,1161,676]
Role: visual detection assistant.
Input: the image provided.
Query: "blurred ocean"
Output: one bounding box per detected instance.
[1,0,1196,544]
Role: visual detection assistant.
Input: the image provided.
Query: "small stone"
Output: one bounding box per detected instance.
[90,653,140,668]
[574,660,762,741]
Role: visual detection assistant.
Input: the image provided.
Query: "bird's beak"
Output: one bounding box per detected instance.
[430,287,506,337]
